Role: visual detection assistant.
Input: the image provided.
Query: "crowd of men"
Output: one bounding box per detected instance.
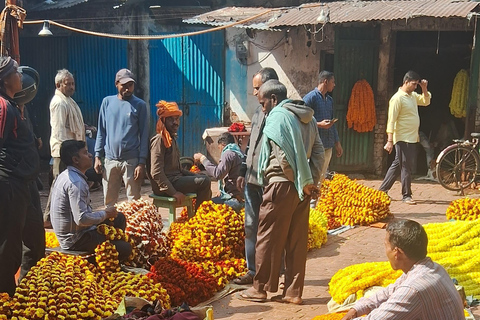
[0,54,467,319]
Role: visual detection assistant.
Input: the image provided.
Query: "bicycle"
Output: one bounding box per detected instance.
[436,133,480,193]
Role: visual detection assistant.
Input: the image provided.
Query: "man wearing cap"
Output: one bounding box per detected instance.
[0,56,40,295]
[148,100,211,211]
[94,69,149,207]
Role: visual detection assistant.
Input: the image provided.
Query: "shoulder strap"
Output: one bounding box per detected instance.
[0,97,8,139]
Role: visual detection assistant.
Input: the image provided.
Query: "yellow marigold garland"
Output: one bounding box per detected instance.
[329,220,480,305]
[5,252,170,319]
[317,174,391,228]
[169,201,245,262]
[449,69,469,118]
[45,231,60,248]
[446,198,480,220]
[311,312,347,320]
[95,241,121,273]
[346,79,376,133]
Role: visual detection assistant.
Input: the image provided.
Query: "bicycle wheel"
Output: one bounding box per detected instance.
[436,145,480,191]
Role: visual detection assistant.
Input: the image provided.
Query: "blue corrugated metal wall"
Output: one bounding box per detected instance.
[150,30,225,156]
[67,36,128,127]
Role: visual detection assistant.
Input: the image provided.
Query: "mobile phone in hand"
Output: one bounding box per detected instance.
[331,118,338,123]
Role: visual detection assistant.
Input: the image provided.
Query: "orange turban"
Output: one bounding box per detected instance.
[156,100,183,148]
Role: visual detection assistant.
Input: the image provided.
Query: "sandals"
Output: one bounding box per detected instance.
[233,273,254,285]
[236,291,266,303]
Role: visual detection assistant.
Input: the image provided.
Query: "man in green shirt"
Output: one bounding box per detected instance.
[379,71,431,205]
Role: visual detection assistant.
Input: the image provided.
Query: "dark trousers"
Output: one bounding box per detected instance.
[170,175,212,210]
[70,213,132,262]
[0,179,29,296]
[20,181,45,280]
[379,141,417,199]
[254,181,310,299]
[244,183,263,275]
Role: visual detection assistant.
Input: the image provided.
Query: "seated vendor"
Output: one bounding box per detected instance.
[194,132,245,212]
[342,219,465,320]
[148,100,211,210]
[50,140,132,261]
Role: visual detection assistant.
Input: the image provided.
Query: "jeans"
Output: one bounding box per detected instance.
[244,183,263,275]
[211,196,244,213]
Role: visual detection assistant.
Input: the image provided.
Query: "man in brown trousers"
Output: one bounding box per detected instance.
[238,80,324,305]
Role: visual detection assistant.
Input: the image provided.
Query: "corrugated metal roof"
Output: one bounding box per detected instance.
[29,0,88,12]
[183,6,283,30]
[184,1,480,30]
[270,1,480,26]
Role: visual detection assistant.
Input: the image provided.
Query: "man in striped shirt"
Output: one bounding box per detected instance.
[342,219,465,320]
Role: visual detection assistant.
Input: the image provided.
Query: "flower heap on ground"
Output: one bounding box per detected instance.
[449,69,469,118]
[168,201,247,287]
[446,198,480,220]
[116,199,170,268]
[328,220,480,305]
[315,174,391,228]
[346,79,376,133]
[308,206,328,251]
[45,231,59,248]
[147,257,218,307]
[0,252,170,320]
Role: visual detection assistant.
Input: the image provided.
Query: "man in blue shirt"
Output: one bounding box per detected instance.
[51,140,131,261]
[303,71,343,181]
[94,69,149,207]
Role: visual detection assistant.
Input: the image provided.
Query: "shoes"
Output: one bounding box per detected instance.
[403,197,417,205]
[233,273,254,285]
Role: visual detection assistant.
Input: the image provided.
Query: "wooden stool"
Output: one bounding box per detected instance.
[149,193,197,223]
[45,246,94,258]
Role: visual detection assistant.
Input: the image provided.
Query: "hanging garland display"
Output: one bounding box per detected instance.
[346,79,376,133]
[449,69,469,118]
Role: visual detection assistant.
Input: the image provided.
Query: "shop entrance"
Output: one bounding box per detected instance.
[390,30,473,175]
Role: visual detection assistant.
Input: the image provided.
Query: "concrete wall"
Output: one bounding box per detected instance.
[225,24,335,122]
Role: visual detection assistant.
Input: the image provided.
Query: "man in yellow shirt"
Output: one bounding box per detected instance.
[379,71,431,205]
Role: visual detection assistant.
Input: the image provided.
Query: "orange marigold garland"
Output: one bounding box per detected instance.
[346,79,376,133]
[45,230,60,248]
[311,312,347,320]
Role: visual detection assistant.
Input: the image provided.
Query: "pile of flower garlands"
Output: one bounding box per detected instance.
[45,231,59,248]
[0,252,170,320]
[116,199,170,268]
[346,79,376,133]
[168,201,247,285]
[329,261,403,303]
[446,198,480,220]
[95,241,121,273]
[190,165,201,173]
[316,174,391,228]
[148,257,218,307]
[308,207,328,251]
[311,312,348,320]
[328,220,480,305]
[449,69,469,118]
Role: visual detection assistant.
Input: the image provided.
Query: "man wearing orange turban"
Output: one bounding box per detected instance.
[147,100,211,210]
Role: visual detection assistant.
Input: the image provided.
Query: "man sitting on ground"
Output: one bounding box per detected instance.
[148,101,211,211]
[50,140,132,261]
[342,219,465,320]
[194,132,245,212]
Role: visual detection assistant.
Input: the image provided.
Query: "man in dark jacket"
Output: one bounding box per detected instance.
[0,56,40,296]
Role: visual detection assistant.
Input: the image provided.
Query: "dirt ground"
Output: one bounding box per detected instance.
[38,173,480,319]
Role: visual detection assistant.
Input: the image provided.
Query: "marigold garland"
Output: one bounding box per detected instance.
[2,252,170,319]
[446,198,480,220]
[316,174,391,228]
[190,165,201,173]
[329,220,480,305]
[45,231,60,248]
[169,201,245,262]
[346,79,376,132]
[116,199,170,268]
[449,69,469,118]
[311,312,347,320]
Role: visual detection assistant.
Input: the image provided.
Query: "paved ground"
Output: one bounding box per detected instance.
[38,173,480,319]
